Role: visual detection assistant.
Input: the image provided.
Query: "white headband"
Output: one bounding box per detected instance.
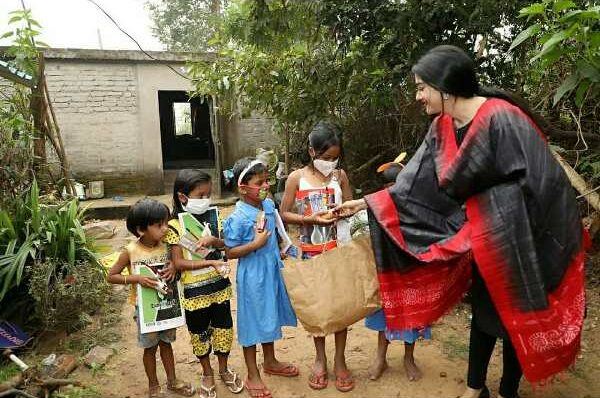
[237,160,266,186]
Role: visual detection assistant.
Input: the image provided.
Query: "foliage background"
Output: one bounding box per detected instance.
[149,0,598,193]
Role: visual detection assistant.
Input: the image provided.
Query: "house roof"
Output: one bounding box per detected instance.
[37,48,214,63]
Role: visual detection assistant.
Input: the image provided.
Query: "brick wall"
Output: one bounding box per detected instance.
[45,62,140,188]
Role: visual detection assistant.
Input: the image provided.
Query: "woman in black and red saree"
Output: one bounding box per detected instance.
[336,45,586,398]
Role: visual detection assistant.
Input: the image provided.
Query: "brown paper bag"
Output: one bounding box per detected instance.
[281,236,381,336]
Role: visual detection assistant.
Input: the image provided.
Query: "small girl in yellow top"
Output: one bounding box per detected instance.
[163,169,243,398]
[107,198,194,398]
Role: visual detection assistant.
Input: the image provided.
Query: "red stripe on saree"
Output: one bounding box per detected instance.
[467,197,585,383]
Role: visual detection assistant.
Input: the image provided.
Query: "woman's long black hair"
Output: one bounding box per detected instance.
[411,45,548,131]
[171,169,212,217]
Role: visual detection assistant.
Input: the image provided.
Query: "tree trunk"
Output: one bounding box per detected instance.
[553,150,600,212]
[30,58,46,173]
[209,96,223,198]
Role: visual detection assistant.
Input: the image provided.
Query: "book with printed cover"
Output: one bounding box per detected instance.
[178,208,221,276]
[135,262,185,334]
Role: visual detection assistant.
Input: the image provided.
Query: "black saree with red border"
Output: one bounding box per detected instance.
[365,98,586,383]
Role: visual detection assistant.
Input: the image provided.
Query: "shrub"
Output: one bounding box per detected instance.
[28,260,109,332]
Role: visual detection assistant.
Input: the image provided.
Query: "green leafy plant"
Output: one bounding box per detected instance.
[576,151,600,186]
[1,8,47,75]
[510,0,600,108]
[0,180,101,302]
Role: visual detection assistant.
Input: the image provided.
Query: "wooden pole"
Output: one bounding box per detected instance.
[284,124,290,175]
[209,96,223,198]
[42,70,74,195]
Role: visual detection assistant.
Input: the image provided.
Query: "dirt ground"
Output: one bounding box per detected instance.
[69,218,600,398]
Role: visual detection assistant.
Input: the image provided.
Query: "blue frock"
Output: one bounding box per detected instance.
[365,310,432,343]
[223,199,297,347]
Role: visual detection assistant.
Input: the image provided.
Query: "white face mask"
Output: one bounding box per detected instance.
[183,198,210,214]
[313,158,339,177]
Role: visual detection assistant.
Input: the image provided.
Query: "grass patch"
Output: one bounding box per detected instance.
[441,333,469,360]
[0,362,19,383]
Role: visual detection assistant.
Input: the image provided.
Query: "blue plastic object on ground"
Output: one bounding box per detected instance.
[0,320,31,349]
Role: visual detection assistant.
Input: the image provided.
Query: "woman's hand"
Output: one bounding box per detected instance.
[305,210,337,226]
[333,199,367,218]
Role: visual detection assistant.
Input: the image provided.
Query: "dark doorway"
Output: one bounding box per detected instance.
[158,91,215,169]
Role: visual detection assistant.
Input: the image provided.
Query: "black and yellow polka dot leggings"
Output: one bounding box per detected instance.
[185,300,233,358]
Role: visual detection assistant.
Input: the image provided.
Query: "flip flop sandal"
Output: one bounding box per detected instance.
[308,370,328,390]
[167,379,196,397]
[335,370,355,393]
[148,385,166,398]
[263,363,300,377]
[220,368,244,394]
[198,383,217,398]
[244,379,272,398]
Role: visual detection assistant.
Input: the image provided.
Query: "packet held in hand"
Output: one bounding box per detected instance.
[179,232,212,258]
[256,210,266,232]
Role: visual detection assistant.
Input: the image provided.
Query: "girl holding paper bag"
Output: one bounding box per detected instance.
[224,158,298,398]
[280,121,355,392]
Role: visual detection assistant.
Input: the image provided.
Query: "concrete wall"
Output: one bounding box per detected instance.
[34,48,278,196]
[220,112,276,167]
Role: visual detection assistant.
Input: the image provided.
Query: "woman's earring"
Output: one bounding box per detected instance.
[442,93,450,100]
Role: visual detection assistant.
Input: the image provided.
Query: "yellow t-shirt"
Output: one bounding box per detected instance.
[124,240,169,305]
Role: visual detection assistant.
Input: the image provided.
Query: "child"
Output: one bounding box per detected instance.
[279,121,354,392]
[107,199,194,398]
[223,157,298,398]
[163,169,243,398]
[365,157,432,382]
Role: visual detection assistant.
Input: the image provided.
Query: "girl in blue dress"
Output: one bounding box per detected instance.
[223,157,298,398]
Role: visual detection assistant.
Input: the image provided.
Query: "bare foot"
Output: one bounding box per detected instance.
[368,358,388,380]
[403,356,422,381]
